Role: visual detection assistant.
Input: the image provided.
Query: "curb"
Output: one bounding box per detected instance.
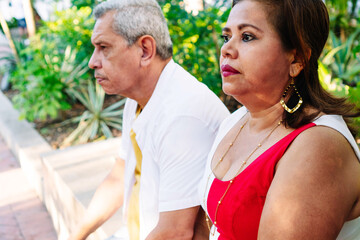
[0,91,123,239]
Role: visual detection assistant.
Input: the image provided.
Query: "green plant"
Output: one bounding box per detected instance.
[319,2,360,136]
[325,0,359,41]
[322,29,360,87]
[161,0,230,96]
[58,45,90,100]
[71,0,105,9]
[10,43,90,121]
[0,48,15,91]
[0,17,18,33]
[61,81,125,147]
[318,61,350,98]
[0,43,16,71]
[39,6,94,63]
[8,6,94,122]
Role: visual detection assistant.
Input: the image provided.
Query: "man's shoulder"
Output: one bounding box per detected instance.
[163,64,229,122]
[168,65,224,105]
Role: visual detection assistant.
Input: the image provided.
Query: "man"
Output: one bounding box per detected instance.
[68,0,229,239]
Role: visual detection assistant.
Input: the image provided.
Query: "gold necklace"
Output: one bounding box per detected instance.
[203,118,282,236]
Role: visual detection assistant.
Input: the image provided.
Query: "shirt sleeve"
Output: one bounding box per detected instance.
[157,116,218,212]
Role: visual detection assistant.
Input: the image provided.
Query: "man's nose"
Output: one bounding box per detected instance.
[88,51,101,69]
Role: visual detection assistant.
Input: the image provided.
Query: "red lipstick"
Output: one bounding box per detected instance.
[221,64,240,77]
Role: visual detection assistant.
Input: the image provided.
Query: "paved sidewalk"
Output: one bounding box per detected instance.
[0,135,58,240]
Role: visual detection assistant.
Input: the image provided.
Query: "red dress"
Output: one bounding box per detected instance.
[207,123,315,239]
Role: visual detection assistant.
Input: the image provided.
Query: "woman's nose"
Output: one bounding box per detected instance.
[221,39,238,59]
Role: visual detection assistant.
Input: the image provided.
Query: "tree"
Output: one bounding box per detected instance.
[0,11,19,63]
[22,0,36,37]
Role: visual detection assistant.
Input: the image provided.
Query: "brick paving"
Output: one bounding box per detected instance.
[0,135,58,240]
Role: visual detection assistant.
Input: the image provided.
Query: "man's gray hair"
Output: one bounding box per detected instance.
[93,0,173,59]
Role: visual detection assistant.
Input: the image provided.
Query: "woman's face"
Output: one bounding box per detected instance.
[220,0,294,109]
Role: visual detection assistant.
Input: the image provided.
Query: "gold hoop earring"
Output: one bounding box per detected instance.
[280,79,303,114]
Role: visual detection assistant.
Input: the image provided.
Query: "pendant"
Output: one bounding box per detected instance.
[210,224,217,236]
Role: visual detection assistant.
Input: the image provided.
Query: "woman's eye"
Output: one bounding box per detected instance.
[242,33,255,42]
[221,35,230,43]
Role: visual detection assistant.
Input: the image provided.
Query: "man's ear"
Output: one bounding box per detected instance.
[137,35,156,67]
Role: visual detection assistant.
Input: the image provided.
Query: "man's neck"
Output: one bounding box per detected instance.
[136,58,171,109]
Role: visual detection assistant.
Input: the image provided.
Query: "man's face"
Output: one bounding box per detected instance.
[89,11,141,96]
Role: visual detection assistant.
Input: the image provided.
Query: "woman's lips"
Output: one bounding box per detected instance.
[221,64,240,77]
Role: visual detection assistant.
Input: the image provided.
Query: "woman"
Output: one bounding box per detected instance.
[198,0,360,239]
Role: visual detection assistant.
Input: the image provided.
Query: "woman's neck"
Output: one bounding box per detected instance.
[246,103,285,133]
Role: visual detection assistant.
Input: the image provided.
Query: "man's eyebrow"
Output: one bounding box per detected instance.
[93,39,110,46]
[91,35,108,45]
[222,23,263,32]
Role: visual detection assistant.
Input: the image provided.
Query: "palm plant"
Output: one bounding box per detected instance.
[61,81,126,147]
[52,45,90,99]
[0,41,16,90]
[321,29,360,87]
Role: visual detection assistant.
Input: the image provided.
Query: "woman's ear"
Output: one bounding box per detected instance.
[289,48,311,78]
[137,35,156,67]
[288,50,304,78]
[289,61,303,77]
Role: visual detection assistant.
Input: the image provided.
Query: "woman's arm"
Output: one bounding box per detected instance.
[258,126,360,240]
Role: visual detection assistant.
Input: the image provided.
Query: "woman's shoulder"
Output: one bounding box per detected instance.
[281,117,359,172]
[262,117,360,240]
[312,114,360,160]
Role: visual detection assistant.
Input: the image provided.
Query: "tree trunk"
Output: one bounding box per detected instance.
[0,11,19,64]
[22,0,36,38]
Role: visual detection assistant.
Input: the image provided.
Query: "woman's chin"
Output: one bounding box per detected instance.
[222,85,236,97]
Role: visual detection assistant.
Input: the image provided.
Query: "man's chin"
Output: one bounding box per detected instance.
[102,89,116,95]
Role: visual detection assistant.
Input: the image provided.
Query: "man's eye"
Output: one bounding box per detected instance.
[242,33,255,42]
[220,35,230,43]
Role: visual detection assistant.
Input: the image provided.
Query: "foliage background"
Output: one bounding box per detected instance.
[1,0,359,146]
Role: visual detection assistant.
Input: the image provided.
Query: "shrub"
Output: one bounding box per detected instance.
[61,81,125,147]
[9,7,94,121]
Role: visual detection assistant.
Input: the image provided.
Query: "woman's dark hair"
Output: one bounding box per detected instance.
[232,0,359,135]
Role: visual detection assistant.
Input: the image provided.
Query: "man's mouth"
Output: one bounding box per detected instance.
[95,74,107,83]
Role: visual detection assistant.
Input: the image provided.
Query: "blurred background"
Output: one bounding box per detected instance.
[0,0,359,149]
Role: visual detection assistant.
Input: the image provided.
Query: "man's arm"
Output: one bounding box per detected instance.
[68,158,125,240]
[192,208,210,240]
[146,206,199,240]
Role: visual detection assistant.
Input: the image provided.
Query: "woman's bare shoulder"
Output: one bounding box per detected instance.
[259,125,360,239]
[284,124,358,167]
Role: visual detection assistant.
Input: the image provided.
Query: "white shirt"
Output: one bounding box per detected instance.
[118,59,229,239]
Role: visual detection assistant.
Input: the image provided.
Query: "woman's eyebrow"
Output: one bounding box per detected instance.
[222,23,263,33]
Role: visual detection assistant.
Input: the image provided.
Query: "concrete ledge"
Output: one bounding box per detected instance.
[0,91,52,199]
[42,138,123,240]
[0,91,123,239]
